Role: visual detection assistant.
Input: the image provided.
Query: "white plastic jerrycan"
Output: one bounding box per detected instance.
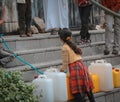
[45,68,68,102]
[88,60,113,91]
[32,75,54,102]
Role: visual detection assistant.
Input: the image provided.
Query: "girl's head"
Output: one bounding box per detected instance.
[59,28,72,43]
[58,28,82,55]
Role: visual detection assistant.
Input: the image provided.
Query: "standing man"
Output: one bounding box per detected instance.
[102,0,120,55]
[75,0,92,44]
[17,0,33,37]
[43,0,69,35]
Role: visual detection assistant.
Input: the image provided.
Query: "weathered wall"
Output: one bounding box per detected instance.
[0,0,18,34]
[0,0,103,33]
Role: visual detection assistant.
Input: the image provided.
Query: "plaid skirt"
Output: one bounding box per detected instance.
[69,60,94,94]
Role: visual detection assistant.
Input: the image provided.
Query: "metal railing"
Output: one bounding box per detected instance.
[69,0,120,28]
[69,0,104,28]
[90,0,120,18]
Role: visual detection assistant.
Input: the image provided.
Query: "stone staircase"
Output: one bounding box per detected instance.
[3,29,120,81]
[2,29,120,102]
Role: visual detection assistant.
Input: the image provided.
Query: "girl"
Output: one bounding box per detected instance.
[59,29,95,102]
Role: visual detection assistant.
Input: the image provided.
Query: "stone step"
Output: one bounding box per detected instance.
[26,80,120,102]
[26,78,120,102]
[7,53,120,82]
[6,41,105,67]
[2,30,105,51]
[68,88,120,102]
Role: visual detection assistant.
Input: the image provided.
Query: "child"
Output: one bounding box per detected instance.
[74,0,92,44]
[59,29,95,102]
[0,5,14,68]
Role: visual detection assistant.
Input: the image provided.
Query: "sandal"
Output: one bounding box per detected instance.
[77,39,86,45]
[20,34,27,37]
[26,33,32,37]
[51,29,58,35]
[85,39,91,43]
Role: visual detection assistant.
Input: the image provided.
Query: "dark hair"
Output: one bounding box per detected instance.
[59,29,82,55]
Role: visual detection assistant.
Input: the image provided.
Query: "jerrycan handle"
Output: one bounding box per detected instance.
[46,68,59,72]
[95,60,107,63]
[38,75,47,79]
[51,68,59,72]
[115,69,120,72]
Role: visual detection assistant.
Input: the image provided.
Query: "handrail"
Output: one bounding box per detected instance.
[90,0,120,18]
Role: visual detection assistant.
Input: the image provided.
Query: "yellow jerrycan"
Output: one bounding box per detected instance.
[113,69,120,88]
[90,74,100,93]
[66,75,74,100]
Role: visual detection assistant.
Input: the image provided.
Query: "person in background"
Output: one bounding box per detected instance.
[59,29,95,102]
[102,0,120,55]
[0,5,14,68]
[16,0,33,37]
[0,5,6,25]
[74,0,92,44]
[43,0,69,35]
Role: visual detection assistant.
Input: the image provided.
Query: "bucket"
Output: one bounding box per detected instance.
[32,75,54,102]
[88,60,113,91]
[45,68,68,102]
[90,74,100,93]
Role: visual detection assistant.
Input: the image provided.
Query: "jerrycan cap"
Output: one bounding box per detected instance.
[34,76,38,79]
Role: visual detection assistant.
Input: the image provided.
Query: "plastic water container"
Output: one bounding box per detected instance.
[32,75,54,102]
[45,68,68,102]
[112,69,120,88]
[88,60,113,91]
[90,74,100,93]
[66,75,74,100]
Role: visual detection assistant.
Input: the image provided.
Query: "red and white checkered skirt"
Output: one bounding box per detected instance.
[69,60,94,94]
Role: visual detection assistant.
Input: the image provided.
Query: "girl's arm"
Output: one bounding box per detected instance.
[60,47,69,72]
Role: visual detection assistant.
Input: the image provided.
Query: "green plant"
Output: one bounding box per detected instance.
[0,69,38,102]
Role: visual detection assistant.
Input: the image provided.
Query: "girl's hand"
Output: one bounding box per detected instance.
[60,68,64,72]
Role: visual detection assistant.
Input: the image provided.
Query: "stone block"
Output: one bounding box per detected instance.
[113,91,120,102]
[94,96,105,102]
[106,94,114,102]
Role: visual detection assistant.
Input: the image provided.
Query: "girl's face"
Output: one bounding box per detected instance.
[60,38,64,44]
[59,35,64,44]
